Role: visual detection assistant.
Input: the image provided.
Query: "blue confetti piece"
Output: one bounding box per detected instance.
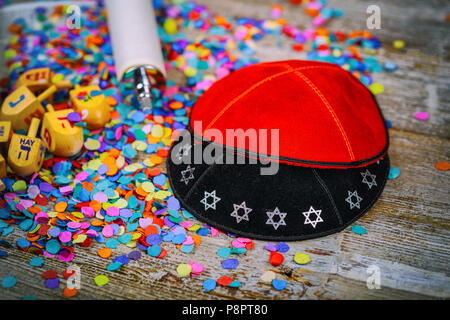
[45,239,60,255]
[180,244,194,253]
[228,280,242,288]
[351,225,367,235]
[118,233,132,244]
[107,261,122,271]
[203,278,216,292]
[272,279,287,291]
[388,167,400,180]
[222,258,239,270]
[275,242,289,253]
[29,257,44,267]
[217,247,231,259]
[106,238,119,249]
[147,245,162,257]
[1,275,17,288]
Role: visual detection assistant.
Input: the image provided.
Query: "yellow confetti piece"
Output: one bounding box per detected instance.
[73,234,87,244]
[294,253,311,265]
[393,40,405,49]
[187,224,201,232]
[133,141,148,151]
[141,181,155,193]
[116,156,125,168]
[369,83,384,95]
[176,264,192,277]
[85,139,101,151]
[87,158,102,170]
[114,198,127,209]
[94,274,109,286]
[154,190,171,200]
[126,242,137,248]
[151,124,164,138]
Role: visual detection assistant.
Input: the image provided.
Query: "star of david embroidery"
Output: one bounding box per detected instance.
[302,206,323,228]
[361,169,377,189]
[265,207,287,230]
[200,190,221,211]
[345,190,363,209]
[180,165,195,185]
[230,202,252,223]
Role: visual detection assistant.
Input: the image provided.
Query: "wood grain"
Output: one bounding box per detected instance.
[0,0,449,300]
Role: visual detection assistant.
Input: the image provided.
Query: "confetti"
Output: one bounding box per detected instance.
[388,167,400,180]
[222,258,239,270]
[176,263,192,277]
[414,111,429,121]
[351,225,367,235]
[203,278,217,292]
[217,276,234,287]
[63,286,77,298]
[1,275,17,288]
[260,270,277,283]
[435,161,450,171]
[94,275,109,287]
[272,279,287,291]
[29,257,44,267]
[45,278,59,289]
[97,248,112,259]
[294,253,311,265]
[217,247,231,259]
[269,251,284,266]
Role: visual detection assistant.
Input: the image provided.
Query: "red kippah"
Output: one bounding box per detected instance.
[190,60,388,168]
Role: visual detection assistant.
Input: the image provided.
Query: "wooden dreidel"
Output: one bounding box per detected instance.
[16,67,72,92]
[0,121,12,157]
[0,154,5,192]
[8,118,46,177]
[0,85,56,132]
[69,85,110,130]
[40,104,84,157]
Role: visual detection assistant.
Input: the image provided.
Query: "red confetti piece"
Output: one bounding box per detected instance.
[269,251,284,267]
[41,270,58,279]
[217,276,233,287]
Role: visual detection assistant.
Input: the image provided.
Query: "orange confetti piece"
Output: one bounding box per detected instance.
[63,286,77,298]
[435,161,450,171]
[97,248,112,259]
[55,201,68,213]
[149,155,163,165]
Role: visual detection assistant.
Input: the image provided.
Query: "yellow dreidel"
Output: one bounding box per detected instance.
[0,121,11,143]
[0,121,12,156]
[69,84,110,130]
[8,118,46,177]
[0,85,56,132]
[16,67,72,92]
[0,154,6,192]
[40,104,84,157]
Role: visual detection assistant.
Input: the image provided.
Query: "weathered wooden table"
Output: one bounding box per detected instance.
[0,0,449,300]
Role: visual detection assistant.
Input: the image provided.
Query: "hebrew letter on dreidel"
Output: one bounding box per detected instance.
[9,94,25,108]
[18,144,31,161]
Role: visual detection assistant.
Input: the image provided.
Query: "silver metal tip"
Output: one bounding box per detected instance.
[139,96,153,113]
